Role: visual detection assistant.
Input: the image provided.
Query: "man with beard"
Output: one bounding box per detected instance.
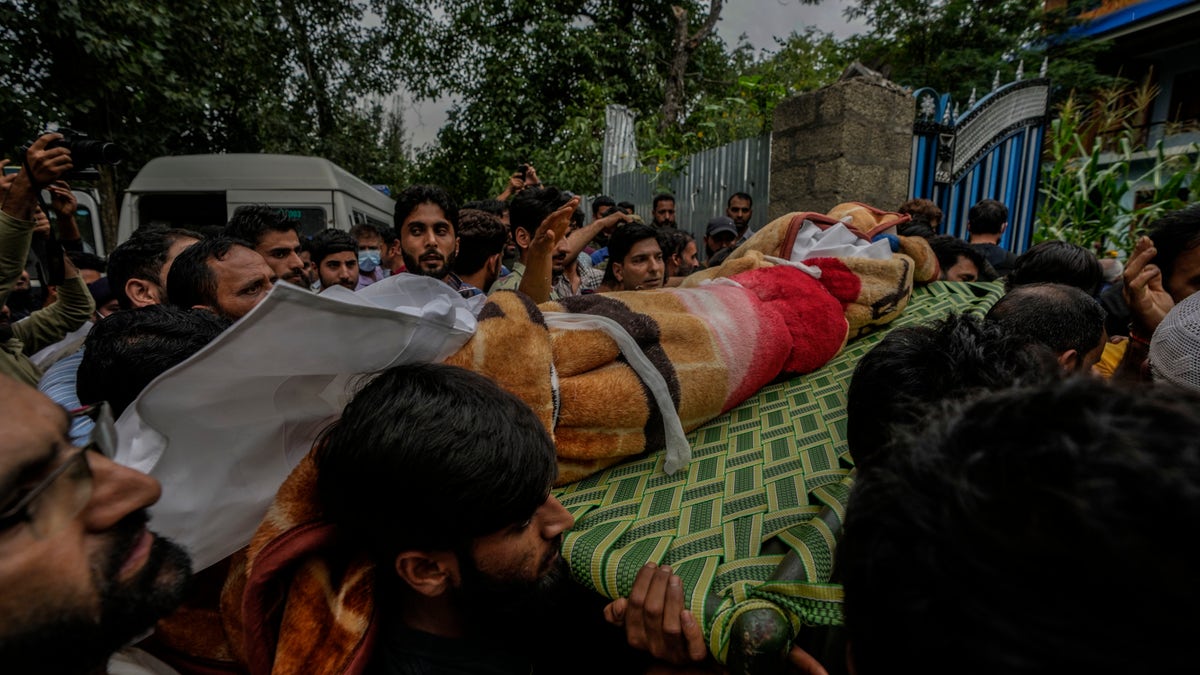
[315,363,708,674]
[310,229,360,292]
[167,237,275,321]
[0,374,192,674]
[224,204,306,288]
[394,184,481,298]
[726,192,754,243]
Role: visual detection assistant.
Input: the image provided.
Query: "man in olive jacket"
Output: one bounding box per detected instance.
[0,134,94,386]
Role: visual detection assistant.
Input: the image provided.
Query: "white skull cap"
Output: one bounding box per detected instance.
[1150,291,1200,393]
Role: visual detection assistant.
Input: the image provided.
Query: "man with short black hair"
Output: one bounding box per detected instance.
[652,193,676,228]
[726,192,753,242]
[0,373,193,673]
[600,223,665,292]
[930,235,992,282]
[987,283,1107,373]
[841,379,1200,675]
[394,184,481,298]
[313,363,706,673]
[77,304,230,418]
[453,209,508,293]
[224,204,305,287]
[107,228,201,311]
[966,199,1017,276]
[591,195,616,222]
[308,228,359,292]
[1007,240,1103,296]
[166,236,275,320]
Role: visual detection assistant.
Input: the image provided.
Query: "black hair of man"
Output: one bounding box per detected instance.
[727,192,752,208]
[462,199,507,219]
[1145,203,1200,288]
[166,236,253,311]
[652,194,675,212]
[929,235,995,281]
[67,250,107,274]
[1006,240,1103,295]
[107,227,202,310]
[316,362,557,562]
[224,204,298,247]
[591,195,616,218]
[655,227,689,261]
[617,201,635,214]
[509,186,572,242]
[897,214,937,239]
[394,184,459,233]
[308,228,357,266]
[966,199,1008,235]
[349,223,383,241]
[846,312,1058,469]
[602,222,661,286]
[840,378,1200,675]
[986,283,1105,361]
[453,209,507,276]
[377,225,398,248]
[76,305,230,417]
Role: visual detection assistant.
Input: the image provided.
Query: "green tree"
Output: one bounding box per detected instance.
[841,0,1113,102]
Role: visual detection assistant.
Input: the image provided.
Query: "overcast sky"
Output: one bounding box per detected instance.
[400,0,866,148]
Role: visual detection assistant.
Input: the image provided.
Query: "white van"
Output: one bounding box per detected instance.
[116,154,395,243]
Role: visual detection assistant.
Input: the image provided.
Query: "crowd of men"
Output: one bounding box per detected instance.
[2,134,1199,675]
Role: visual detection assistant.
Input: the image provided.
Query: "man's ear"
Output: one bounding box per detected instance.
[125,278,161,308]
[1000,221,1009,234]
[1058,349,1080,372]
[612,261,624,283]
[394,550,459,598]
[487,252,502,276]
[514,228,532,250]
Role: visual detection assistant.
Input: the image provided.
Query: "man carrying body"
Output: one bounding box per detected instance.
[0,373,192,673]
[726,192,754,243]
[965,199,1017,276]
[166,236,275,321]
[224,204,305,288]
[986,283,1107,373]
[313,363,707,673]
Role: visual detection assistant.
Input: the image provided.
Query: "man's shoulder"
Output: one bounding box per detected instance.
[490,263,525,293]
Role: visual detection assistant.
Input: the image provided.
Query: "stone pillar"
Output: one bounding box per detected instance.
[769,73,915,218]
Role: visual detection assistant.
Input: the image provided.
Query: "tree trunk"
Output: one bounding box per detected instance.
[659,0,723,134]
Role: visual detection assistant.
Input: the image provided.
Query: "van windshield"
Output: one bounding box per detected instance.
[139,193,227,231]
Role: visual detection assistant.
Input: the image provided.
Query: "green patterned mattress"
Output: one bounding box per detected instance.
[554,281,1004,665]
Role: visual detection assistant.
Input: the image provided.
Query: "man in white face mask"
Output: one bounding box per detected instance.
[351,223,391,290]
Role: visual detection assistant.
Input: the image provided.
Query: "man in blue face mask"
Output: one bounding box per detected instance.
[351,223,391,290]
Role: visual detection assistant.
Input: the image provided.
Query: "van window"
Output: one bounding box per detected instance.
[73,205,99,254]
[352,209,391,232]
[274,207,329,238]
[139,194,227,230]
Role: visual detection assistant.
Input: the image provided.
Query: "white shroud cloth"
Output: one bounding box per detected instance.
[113,275,476,571]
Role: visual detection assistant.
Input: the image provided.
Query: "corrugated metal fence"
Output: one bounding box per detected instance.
[602,135,771,242]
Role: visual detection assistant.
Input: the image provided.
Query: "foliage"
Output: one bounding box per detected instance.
[0,0,413,241]
[841,0,1115,103]
[1036,86,1200,253]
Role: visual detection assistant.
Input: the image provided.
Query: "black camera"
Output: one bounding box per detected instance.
[23,127,123,180]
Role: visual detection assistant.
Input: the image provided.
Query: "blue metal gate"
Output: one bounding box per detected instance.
[909,67,1051,254]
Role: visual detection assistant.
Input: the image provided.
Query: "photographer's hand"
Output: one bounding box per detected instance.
[48,181,82,244]
[1,134,72,220]
[524,164,541,187]
[497,172,525,201]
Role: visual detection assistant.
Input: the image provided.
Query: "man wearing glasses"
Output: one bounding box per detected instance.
[0,374,191,673]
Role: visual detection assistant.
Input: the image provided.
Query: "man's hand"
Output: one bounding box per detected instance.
[23,134,72,187]
[524,164,541,187]
[530,196,580,253]
[0,160,14,192]
[48,181,77,217]
[1123,235,1175,334]
[596,209,634,234]
[604,562,707,665]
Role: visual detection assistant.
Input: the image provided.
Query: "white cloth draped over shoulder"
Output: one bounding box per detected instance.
[113,276,476,571]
